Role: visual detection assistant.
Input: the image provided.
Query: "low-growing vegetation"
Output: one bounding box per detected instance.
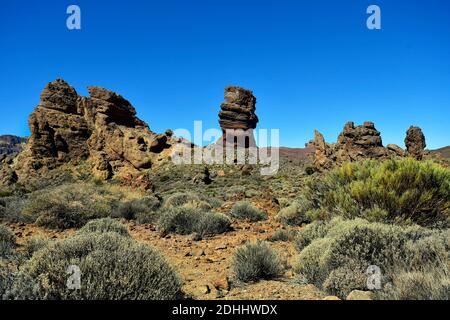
[78,218,130,237]
[0,225,16,259]
[301,159,450,227]
[232,240,284,283]
[293,218,449,299]
[230,201,267,222]
[157,207,231,238]
[8,232,182,300]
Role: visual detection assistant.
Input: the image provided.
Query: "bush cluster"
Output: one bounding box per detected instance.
[22,183,117,229]
[157,207,231,238]
[9,232,182,300]
[230,201,267,222]
[301,158,450,226]
[0,225,16,259]
[232,240,284,283]
[293,218,449,299]
[77,218,130,237]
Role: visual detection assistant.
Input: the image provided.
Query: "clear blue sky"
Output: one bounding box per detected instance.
[1,0,449,149]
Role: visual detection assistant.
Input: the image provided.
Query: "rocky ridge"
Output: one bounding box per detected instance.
[3,79,173,184]
[309,121,427,170]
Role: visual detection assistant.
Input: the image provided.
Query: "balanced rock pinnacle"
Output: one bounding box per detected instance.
[218,86,258,148]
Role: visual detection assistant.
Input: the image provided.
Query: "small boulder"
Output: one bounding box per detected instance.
[346,290,374,300]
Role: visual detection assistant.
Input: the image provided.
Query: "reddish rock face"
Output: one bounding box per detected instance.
[218,86,259,149]
[12,79,172,182]
[309,121,418,170]
[219,86,258,131]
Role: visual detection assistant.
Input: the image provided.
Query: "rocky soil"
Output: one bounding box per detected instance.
[5,206,329,300]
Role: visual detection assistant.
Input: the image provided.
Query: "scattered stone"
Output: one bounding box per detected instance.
[212,274,230,291]
[192,248,205,257]
[346,290,374,300]
[322,296,341,300]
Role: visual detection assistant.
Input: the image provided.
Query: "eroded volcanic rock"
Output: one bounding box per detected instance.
[8,79,173,183]
[218,86,258,148]
[405,126,426,160]
[309,121,412,170]
[219,86,258,130]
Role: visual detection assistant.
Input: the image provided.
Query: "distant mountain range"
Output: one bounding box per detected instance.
[433,146,450,159]
[0,135,27,156]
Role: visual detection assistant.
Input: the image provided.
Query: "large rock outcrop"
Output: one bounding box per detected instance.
[218,86,258,148]
[8,79,173,183]
[309,121,422,170]
[405,126,426,160]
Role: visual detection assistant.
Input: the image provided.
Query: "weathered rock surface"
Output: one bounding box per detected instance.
[0,135,27,156]
[218,86,258,148]
[309,121,421,170]
[6,79,173,183]
[346,290,374,300]
[405,126,426,160]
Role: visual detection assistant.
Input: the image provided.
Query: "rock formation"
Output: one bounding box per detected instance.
[218,86,258,148]
[405,126,426,160]
[0,135,27,156]
[309,121,413,170]
[5,79,173,184]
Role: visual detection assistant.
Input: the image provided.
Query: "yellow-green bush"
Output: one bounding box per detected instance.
[303,159,450,226]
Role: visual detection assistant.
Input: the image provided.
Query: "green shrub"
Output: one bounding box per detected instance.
[302,159,450,226]
[22,236,50,259]
[379,267,450,300]
[268,229,290,242]
[293,218,449,297]
[294,220,331,251]
[157,207,231,238]
[0,260,16,298]
[0,196,28,223]
[22,183,115,229]
[322,263,367,298]
[275,198,310,226]
[163,192,211,210]
[0,224,16,259]
[232,240,284,283]
[78,218,130,237]
[230,201,267,222]
[9,232,182,300]
[112,196,160,220]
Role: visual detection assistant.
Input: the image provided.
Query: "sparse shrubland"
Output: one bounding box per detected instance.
[78,218,130,237]
[301,159,450,227]
[293,218,449,299]
[22,183,117,229]
[9,232,182,300]
[157,207,231,238]
[268,229,290,242]
[230,201,267,222]
[232,240,284,283]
